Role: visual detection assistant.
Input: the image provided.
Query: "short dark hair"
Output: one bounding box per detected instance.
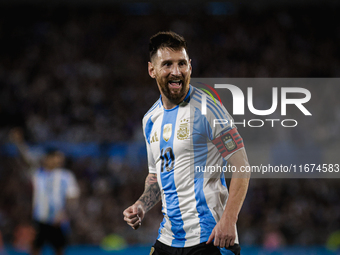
[149,31,188,60]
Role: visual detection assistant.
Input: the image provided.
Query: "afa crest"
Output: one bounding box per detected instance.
[177,118,190,140]
[222,133,236,152]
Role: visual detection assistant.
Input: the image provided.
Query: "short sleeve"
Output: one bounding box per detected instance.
[143,116,157,174]
[205,103,244,160]
[66,172,80,199]
[145,140,157,174]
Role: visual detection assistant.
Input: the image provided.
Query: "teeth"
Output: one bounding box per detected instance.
[169,80,181,83]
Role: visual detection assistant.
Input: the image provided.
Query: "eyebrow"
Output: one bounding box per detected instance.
[160,59,188,66]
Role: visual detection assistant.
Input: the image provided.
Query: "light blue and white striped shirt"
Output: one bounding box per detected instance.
[143,85,243,249]
[32,167,80,224]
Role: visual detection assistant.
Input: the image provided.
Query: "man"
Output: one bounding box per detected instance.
[123,31,250,255]
[10,128,80,255]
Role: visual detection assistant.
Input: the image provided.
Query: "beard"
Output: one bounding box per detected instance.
[157,75,190,105]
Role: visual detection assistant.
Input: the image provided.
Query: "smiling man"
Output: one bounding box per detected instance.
[123,31,250,255]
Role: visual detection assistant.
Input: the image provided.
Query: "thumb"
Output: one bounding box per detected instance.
[206,229,215,244]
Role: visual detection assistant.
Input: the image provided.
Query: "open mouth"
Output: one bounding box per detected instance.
[168,80,183,89]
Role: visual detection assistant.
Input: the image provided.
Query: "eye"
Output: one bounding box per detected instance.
[179,61,187,66]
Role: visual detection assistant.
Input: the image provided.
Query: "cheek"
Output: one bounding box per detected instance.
[162,68,170,75]
[159,70,170,79]
[183,68,191,77]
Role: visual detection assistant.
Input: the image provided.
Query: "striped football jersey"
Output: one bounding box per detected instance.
[32,168,80,224]
[143,85,244,248]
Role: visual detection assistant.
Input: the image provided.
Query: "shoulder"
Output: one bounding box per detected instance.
[190,86,232,122]
[55,168,76,179]
[142,98,162,142]
[143,98,161,124]
[189,87,223,117]
[189,87,219,110]
[189,86,205,108]
[32,167,43,178]
[143,98,162,131]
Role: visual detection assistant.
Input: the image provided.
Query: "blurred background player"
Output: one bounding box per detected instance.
[9,128,80,255]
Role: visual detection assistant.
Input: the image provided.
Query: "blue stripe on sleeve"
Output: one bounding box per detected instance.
[144,115,154,144]
[195,88,230,122]
[192,95,225,130]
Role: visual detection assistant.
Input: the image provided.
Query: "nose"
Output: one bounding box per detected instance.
[171,64,181,76]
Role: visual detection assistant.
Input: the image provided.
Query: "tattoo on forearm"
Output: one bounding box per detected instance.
[138,174,161,212]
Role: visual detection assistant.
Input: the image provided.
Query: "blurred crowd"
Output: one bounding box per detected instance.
[0,4,340,144]
[0,2,340,251]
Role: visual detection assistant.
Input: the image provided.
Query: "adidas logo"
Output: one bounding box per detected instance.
[150,131,159,143]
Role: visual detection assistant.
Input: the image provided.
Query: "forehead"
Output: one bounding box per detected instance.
[153,47,189,63]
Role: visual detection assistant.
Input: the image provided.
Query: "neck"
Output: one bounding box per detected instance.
[43,165,54,171]
[161,95,179,110]
[160,86,190,110]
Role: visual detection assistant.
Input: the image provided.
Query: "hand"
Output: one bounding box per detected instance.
[53,211,68,226]
[123,203,145,230]
[206,218,236,248]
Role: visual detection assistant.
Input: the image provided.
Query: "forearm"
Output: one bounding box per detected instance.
[136,173,161,213]
[222,149,250,223]
[14,141,35,168]
[65,198,79,219]
[223,176,249,223]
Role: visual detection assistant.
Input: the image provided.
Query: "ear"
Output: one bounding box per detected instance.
[189,59,192,75]
[148,62,156,78]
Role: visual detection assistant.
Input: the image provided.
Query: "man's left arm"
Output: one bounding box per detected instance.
[206,147,250,248]
[54,197,79,226]
[54,173,80,226]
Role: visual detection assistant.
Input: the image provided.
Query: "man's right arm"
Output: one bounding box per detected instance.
[9,127,36,168]
[123,173,161,230]
[137,173,161,212]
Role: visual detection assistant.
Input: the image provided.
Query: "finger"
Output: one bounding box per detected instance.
[219,238,226,248]
[214,236,219,247]
[124,212,137,219]
[206,230,215,244]
[127,220,139,229]
[224,237,230,248]
[123,207,133,217]
[131,219,142,229]
[124,216,139,224]
[229,236,235,247]
[123,209,137,219]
